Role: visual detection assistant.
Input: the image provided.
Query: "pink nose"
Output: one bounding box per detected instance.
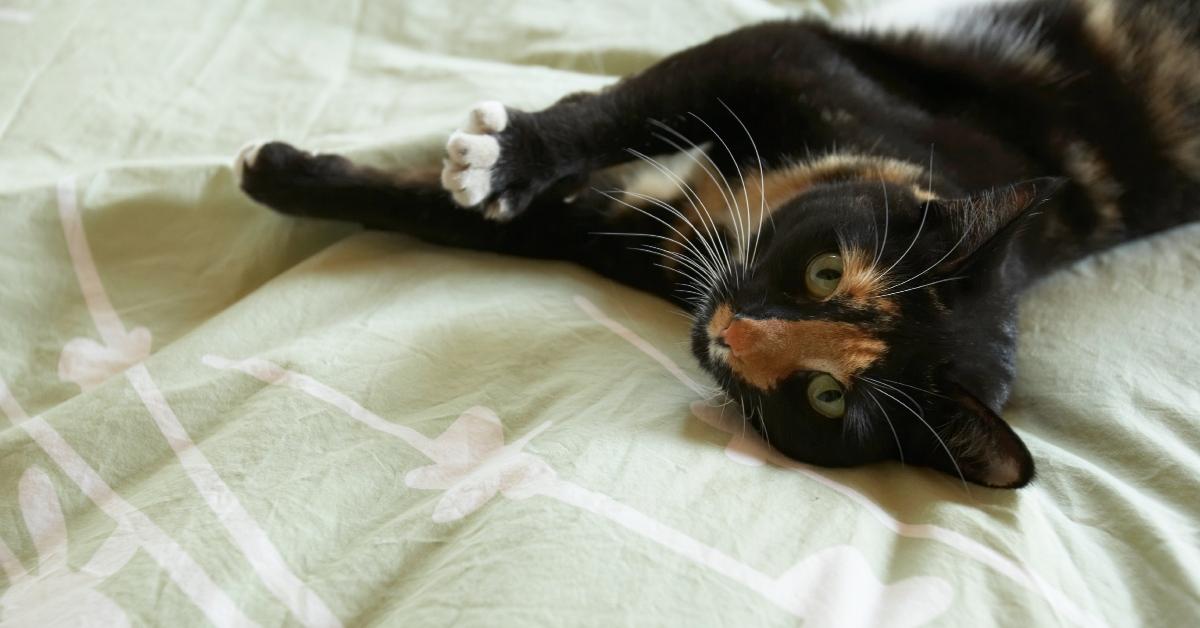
[720,320,754,356]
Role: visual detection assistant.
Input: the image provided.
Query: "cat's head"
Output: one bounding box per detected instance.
[691,176,1063,488]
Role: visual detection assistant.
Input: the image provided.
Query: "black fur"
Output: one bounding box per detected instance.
[239,0,1200,488]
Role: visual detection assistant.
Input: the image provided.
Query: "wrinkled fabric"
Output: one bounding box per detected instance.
[1,1,1198,626]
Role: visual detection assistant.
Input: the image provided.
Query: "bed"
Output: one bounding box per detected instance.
[1,0,1197,625]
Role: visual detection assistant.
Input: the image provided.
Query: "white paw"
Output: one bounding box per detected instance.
[233,141,266,186]
[441,101,508,208]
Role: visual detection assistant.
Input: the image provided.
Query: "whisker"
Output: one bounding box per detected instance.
[617,189,729,288]
[595,227,720,289]
[649,265,707,295]
[647,121,741,236]
[883,216,976,293]
[639,254,710,293]
[668,309,699,323]
[876,276,966,299]
[718,99,768,274]
[871,376,947,400]
[687,111,750,282]
[625,149,738,284]
[877,147,935,280]
[647,129,739,268]
[714,102,753,273]
[871,176,891,275]
[607,185,725,279]
[592,189,727,289]
[707,396,738,409]
[754,397,770,450]
[861,377,926,420]
[872,386,971,495]
[863,387,905,465]
[633,244,717,287]
[649,122,736,203]
[633,141,741,299]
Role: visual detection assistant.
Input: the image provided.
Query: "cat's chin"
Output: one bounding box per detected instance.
[707,344,731,370]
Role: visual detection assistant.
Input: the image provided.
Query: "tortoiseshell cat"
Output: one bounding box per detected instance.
[235,0,1200,488]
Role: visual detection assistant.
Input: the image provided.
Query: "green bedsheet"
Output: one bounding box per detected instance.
[1,0,1198,625]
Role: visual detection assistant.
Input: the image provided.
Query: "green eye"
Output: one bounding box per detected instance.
[807,373,845,419]
[805,253,844,299]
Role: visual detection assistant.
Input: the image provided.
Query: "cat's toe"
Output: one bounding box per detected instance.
[440,158,492,206]
[442,128,502,206]
[466,100,508,134]
[442,101,529,214]
[440,101,552,221]
[233,141,267,186]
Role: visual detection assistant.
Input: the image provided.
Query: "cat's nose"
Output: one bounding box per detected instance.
[720,319,755,357]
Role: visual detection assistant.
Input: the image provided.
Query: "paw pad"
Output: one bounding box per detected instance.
[441,101,510,208]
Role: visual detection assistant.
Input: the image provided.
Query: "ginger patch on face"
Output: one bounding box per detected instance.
[832,246,897,315]
[719,316,886,391]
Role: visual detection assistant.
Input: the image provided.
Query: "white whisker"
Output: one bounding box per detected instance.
[883,215,976,293]
[638,133,742,292]
[625,149,738,283]
[619,189,729,292]
[876,276,966,299]
[756,399,770,450]
[633,245,717,289]
[878,147,935,280]
[871,176,891,275]
[863,387,905,465]
[873,376,945,399]
[718,99,767,274]
[687,111,750,282]
[648,130,737,249]
[593,189,726,288]
[593,227,718,284]
[648,121,740,227]
[872,385,971,495]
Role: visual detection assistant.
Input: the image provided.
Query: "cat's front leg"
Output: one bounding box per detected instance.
[441,21,827,221]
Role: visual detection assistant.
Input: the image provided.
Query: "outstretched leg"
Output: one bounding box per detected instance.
[439,21,834,220]
[236,23,834,306]
[236,141,703,308]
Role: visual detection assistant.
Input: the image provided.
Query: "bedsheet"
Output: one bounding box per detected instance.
[1,0,1198,626]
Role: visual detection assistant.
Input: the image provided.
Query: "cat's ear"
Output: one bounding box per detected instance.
[930,177,1066,268]
[922,382,1035,489]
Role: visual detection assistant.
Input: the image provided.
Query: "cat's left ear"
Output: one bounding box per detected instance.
[930,177,1067,267]
[922,382,1035,489]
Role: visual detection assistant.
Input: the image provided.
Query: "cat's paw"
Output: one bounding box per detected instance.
[441,101,549,221]
[235,140,308,192]
[441,101,512,219]
[235,141,348,211]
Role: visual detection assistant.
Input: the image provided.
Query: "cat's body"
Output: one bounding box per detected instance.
[237,0,1200,488]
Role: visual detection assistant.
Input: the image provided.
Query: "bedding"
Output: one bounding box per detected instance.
[1,0,1198,625]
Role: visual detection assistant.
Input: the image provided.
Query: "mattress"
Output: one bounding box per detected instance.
[1,0,1197,625]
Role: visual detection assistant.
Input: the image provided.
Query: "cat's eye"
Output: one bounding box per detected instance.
[807,373,845,419]
[805,253,844,299]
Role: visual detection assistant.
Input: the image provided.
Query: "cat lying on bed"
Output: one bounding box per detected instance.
[234,0,1200,488]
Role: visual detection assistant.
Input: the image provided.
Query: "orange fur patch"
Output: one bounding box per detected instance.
[707,303,735,340]
[832,246,898,315]
[1061,140,1124,239]
[721,317,886,391]
[1083,0,1200,176]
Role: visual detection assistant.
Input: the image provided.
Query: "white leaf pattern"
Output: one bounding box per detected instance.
[404,407,556,523]
[0,468,136,628]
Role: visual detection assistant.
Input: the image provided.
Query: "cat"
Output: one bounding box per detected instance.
[234,0,1200,488]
